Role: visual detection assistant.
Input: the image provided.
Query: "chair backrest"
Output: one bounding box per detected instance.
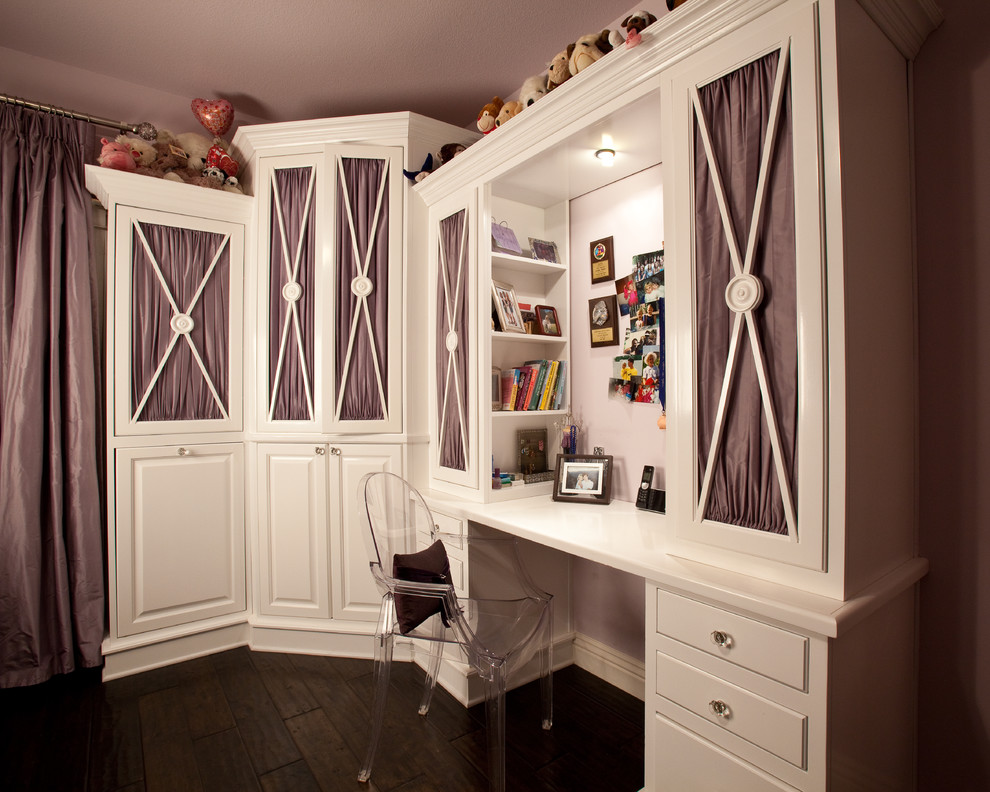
[361,471,436,574]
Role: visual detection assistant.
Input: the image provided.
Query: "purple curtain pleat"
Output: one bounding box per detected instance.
[335,157,389,421]
[131,222,230,422]
[694,50,798,535]
[0,105,105,687]
[436,210,469,471]
[269,167,315,421]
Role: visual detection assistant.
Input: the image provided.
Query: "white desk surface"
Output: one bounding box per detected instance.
[423,491,928,638]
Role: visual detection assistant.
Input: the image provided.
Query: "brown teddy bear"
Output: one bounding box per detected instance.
[495,101,523,128]
[546,50,572,92]
[568,31,613,77]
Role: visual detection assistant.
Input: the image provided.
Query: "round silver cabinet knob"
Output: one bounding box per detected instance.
[330,447,341,456]
[315,446,326,455]
[177,447,189,456]
[710,630,732,648]
[709,700,732,719]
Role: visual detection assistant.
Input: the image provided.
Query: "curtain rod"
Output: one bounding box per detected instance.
[0,93,158,140]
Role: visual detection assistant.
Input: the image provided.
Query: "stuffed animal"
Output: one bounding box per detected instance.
[568,31,612,76]
[519,73,548,108]
[174,132,214,173]
[495,101,523,128]
[115,134,156,166]
[477,97,504,134]
[437,142,466,165]
[98,138,140,172]
[610,10,659,48]
[403,153,434,184]
[546,49,573,92]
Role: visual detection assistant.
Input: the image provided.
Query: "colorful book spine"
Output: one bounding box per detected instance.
[500,369,517,411]
[540,361,559,410]
[552,360,567,409]
[527,362,547,410]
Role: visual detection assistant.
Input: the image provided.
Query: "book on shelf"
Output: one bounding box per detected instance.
[496,360,566,412]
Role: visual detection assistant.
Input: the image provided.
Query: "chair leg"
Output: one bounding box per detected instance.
[539,599,554,730]
[358,602,395,783]
[484,660,508,792]
[418,618,445,715]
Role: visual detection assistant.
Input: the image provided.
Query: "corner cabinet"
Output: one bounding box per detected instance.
[253,145,403,435]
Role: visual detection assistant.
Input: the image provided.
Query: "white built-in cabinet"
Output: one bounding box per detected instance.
[255,442,401,623]
[426,183,571,502]
[88,113,477,676]
[416,0,939,788]
[86,169,253,670]
[114,443,246,637]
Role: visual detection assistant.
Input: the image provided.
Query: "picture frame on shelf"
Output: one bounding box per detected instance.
[492,280,526,334]
[535,304,561,336]
[588,295,620,347]
[552,454,613,505]
[491,220,523,255]
[529,238,560,263]
[589,235,615,283]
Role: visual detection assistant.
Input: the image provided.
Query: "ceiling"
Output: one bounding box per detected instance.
[1,0,668,131]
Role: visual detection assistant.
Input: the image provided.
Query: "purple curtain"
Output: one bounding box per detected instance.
[0,105,104,686]
[335,157,388,421]
[436,210,469,471]
[130,222,230,422]
[694,50,798,535]
[269,167,315,421]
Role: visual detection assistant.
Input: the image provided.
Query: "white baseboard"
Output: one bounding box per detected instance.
[572,633,646,701]
[102,622,251,681]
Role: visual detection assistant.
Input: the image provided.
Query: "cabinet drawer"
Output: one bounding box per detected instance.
[653,713,798,791]
[656,590,808,690]
[656,652,807,769]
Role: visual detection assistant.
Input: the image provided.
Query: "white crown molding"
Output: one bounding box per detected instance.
[856,0,944,59]
[414,0,942,205]
[85,164,253,223]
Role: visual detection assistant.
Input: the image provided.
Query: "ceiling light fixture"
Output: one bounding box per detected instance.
[595,148,616,166]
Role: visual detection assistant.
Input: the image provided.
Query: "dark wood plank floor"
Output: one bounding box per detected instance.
[0,648,644,792]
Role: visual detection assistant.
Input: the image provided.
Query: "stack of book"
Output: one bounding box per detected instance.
[498,360,566,411]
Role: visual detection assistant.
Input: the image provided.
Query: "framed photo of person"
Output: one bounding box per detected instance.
[589,236,615,284]
[552,454,613,505]
[535,304,561,336]
[492,280,526,334]
[529,238,560,263]
[588,295,620,347]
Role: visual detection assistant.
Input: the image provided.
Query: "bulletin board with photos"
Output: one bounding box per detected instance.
[610,250,666,414]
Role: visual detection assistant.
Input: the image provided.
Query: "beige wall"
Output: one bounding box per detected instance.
[913,1,990,787]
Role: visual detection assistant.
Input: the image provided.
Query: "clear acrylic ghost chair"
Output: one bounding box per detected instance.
[357,471,553,792]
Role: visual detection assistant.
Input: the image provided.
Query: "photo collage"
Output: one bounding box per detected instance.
[610,250,665,408]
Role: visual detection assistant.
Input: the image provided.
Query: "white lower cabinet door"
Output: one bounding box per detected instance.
[654,714,798,792]
[256,443,330,618]
[329,444,403,621]
[114,443,246,637]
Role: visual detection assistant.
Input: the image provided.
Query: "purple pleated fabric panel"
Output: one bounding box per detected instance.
[130,222,230,422]
[269,166,316,421]
[436,210,469,472]
[693,50,798,535]
[335,157,388,421]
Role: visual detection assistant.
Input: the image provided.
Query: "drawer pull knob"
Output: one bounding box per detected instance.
[711,630,732,648]
[315,446,326,455]
[330,447,341,456]
[709,699,732,719]
[177,447,189,457]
